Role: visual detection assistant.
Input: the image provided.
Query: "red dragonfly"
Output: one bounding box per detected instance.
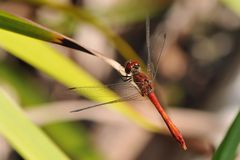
[2,11,186,150]
[70,18,187,150]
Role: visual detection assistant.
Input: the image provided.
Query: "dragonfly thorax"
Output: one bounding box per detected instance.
[125,60,141,75]
[133,72,153,96]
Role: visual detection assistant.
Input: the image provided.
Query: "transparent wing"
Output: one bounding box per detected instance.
[151,32,166,80]
[69,81,131,91]
[70,92,147,112]
[147,61,155,80]
[68,81,142,99]
[145,16,166,80]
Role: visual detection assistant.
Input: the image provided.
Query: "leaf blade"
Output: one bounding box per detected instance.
[0,10,96,56]
[0,88,70,160]
[212,111,240,160]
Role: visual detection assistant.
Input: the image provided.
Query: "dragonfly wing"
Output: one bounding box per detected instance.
[147,62,155,80]
[151,32,166,80]
[145,17,166,80]
[69,82,132,90]
[70,93,144,112]
[68,81,142,99]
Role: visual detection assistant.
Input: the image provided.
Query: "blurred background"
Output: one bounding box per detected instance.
[0,0,240,159]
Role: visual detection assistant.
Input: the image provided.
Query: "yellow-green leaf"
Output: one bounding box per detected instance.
[0,88,70,160]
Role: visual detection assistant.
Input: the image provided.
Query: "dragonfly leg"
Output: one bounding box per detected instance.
[121,75,132,82]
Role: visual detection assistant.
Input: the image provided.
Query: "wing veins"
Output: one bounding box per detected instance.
[70,93,141,112]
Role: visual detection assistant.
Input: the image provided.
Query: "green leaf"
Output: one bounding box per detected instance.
[0,10,58,43]
[0,10,95,56]
[0,88,70,160]
[0,28,160,132]
[212,111,240,160]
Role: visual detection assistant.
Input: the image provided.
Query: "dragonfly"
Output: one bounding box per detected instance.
[70,18,187,150]
[1,11,186,150]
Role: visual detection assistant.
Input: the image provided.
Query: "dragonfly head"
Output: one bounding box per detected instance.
[125,60,141,75]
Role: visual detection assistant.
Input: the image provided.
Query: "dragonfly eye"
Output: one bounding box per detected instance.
[125,63,131,74]
[124,60,140,74]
